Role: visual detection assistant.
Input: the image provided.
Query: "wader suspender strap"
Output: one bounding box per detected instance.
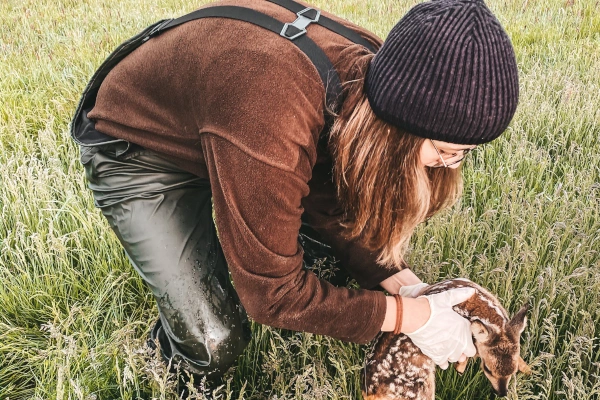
[143,1,378,110]
[72,1,375,144]
[152,6,342,107]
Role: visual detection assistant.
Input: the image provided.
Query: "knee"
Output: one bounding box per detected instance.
[206,329,250,373]
[187,324,250,376]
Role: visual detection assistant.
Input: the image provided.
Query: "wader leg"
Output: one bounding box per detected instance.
[79,143,251,378]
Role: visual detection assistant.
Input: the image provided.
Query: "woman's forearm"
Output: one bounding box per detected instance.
[381,296,397,331]
[381,296,430,333]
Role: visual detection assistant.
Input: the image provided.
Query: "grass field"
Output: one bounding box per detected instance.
[1,0,599,398]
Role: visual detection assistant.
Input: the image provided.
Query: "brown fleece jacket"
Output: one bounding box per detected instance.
[88,0,403,344]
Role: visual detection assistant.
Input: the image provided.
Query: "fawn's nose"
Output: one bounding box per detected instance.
[494,383,508,397]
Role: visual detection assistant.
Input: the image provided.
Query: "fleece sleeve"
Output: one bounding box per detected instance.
[201,134,386,344]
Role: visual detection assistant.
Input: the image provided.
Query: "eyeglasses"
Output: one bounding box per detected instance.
[429,139,476,168]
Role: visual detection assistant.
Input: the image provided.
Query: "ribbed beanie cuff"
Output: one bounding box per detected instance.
[365,0,519,145]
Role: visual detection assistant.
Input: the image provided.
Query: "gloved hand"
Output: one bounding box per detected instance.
[398,282,429,298]
[406,287,476,370]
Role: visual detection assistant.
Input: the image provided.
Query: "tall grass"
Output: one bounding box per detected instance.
[1,0,599,398]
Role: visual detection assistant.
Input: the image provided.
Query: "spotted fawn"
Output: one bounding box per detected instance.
[362,278,531,399]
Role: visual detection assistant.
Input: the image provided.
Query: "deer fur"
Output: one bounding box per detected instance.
[362,278,531,399]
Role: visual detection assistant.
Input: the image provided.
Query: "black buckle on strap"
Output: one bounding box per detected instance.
[142,18,175,42]
[280,7,320,40]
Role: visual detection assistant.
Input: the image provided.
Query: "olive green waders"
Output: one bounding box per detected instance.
[80,141,351,379]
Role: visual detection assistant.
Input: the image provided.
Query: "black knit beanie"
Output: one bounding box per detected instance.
[365,0,519,145]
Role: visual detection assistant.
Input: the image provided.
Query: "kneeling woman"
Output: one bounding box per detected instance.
[74,0,518,384]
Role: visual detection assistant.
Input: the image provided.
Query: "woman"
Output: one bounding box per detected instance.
[75,0,518,387]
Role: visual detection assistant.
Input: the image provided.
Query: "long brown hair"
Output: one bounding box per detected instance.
[329,50,463,268]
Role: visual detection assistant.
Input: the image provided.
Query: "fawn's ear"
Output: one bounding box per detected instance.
[471,321,492,343]
[507,305,528,339]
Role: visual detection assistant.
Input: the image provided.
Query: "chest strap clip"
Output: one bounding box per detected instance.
[280,7,320,40]
[142,18,175,42]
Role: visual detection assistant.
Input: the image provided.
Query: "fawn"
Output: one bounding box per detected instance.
[362,278,531,399]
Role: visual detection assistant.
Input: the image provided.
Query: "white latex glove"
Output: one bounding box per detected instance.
[406,287,477,370]
[398,282,429,298]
